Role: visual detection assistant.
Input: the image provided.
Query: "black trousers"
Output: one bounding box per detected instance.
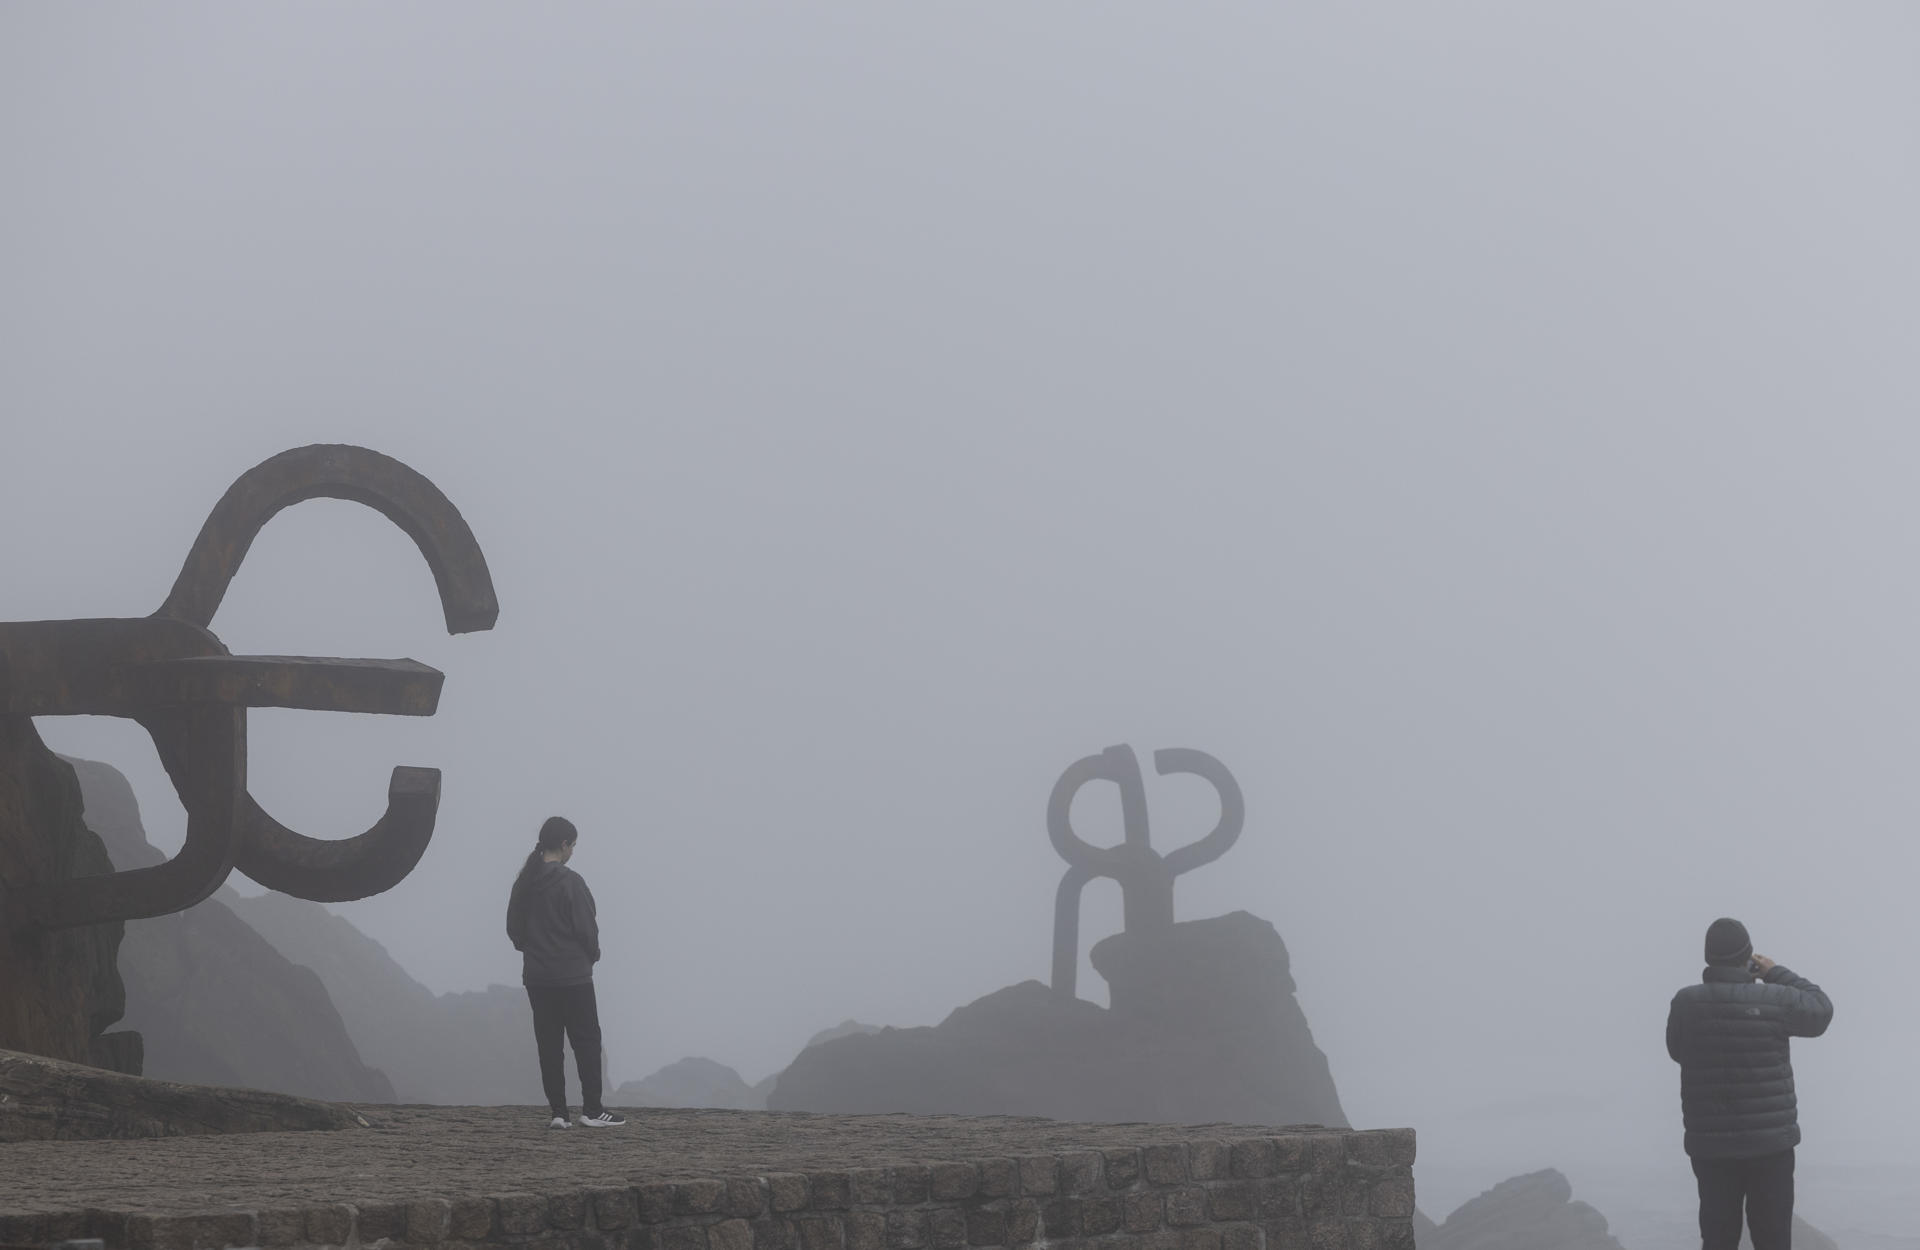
[1692,1148,1793,1250]
[526,981,603,1118]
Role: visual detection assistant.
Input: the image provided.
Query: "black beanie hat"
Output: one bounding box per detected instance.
[1705,917,1753,966]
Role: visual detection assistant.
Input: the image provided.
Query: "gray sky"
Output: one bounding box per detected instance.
[5,2,1918,1217]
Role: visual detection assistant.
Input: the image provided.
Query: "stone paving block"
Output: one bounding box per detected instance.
[1368,1175,1413,1220]
[891,1167,930,1206]
[768,1175,811,1214]
[750,1216,794,1250]
[1304,1219,1345,1250]
[724,1180,768,1220]
[1187,1143,1229,1182]
[976,1159,1016,1200]
[356,1201,404,1243]
[590,1189,636,1231]
[845,1211,887,1250]
[1039,1199,1078,1240]
[1165,1187,1208,1228]
[540,1192,582,1232]
[305,1204,356,1246]
[1102,1148,1141,1190]
[807,1173,851,1211]
[1141,1145,1187,1186]
[1301,1136,1345,1171]
[1177,1228,1222,1250]
[659,1225,711,1250]
[636,1185,678,1224]
[255,1206,305,1246]
[1228,1140,1274,1180]
[1343,1132,1412,1169]
[1005,1199,1040,1246]
[795,1215,845,1250]
[928,1162,978,1202]
[450,1198,494,1241]
[1297,1173,1338,1221]
[0,1214,46,1245]
[1378,1217,1416,1250]
[1207,1183,1257,1223]
[404,1199,452,1244]
[1122,1191,1163,1234]
[1015,1157,1056,1198]
[1256,1177,1300,1222]
[1266,1139,1307,1175]
[848,1169,890,1206]
[1342,1219,1380,1250]
[711,1218,755,1250]
[884,1209,928,1250]
[964,1206,1008,1247]
[678,1181,727,1216]
[495,1193,550,1238]
[1080,1196,1122,1237]
[927,1210,966,1250]
[1057,1151,1102,1195]
[1221,1223,1263,1250]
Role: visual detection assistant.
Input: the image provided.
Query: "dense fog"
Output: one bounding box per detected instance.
[6,2,1917,1228]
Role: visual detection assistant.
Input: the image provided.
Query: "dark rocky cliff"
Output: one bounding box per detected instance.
[66,757,394,1103]
[770,910,1347,1127]
[0,719,137,1072]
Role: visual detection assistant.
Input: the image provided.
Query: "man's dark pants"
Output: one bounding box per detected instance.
[1691,1149,1793,1250]
[526,982,603,1118]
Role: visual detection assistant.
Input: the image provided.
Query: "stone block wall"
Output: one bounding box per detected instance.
[1,1128,1413,1250]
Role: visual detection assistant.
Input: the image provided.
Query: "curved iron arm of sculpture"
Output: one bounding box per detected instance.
[234,769,442,903]
[154,443,498,903]
[158,443,499,635]
[1152,747,1244,876]
[28,706,246,930]
[1050,862,1095,1001]
[1046,743,1151,875]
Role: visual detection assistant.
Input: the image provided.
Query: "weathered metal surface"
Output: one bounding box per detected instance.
[1046,744,1244,1000]
[0,444,496,932]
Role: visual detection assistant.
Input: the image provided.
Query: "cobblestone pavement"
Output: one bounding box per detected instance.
[0,1105,1342,1217]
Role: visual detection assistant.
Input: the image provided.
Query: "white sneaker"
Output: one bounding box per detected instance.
[579,1111,627,1128]
[548,1115,573,1129]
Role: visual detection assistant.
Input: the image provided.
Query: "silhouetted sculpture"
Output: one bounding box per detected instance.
[1,444,496,1069]
[1048,744,1243,1000]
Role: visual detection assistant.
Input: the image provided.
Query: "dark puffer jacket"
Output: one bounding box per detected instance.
[1666,963,1832,1159]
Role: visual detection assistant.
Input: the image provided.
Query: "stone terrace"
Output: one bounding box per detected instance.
[0,1106,1415,1250]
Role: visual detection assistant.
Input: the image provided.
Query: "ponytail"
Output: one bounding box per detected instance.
[506,816,579,948]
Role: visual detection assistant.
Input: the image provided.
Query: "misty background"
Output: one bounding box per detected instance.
[5,2,1918,1228]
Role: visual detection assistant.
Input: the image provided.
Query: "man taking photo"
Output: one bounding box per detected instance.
[1666,917,1833,1249]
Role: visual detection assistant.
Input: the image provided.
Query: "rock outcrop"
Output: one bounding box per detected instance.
[0,720,138,1072]
[225,887,558,1104]
[1420,1169,1623,1250]
[771,911,1347,1127]
[615,1024,883,1111]
[614,1056,761,1109]
[0,1046,360,1141]
[66,757,394,1104]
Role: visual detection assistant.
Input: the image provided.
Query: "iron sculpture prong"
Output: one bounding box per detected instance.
[1046,743,1245,1001]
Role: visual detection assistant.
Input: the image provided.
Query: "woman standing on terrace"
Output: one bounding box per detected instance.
[505,816,626,1129]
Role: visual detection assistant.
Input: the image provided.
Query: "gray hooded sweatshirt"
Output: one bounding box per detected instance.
[506,860,600,988]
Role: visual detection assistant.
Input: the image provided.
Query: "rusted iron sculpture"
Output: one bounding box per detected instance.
[1047,743,1244,1000]
[0,444,496,934]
